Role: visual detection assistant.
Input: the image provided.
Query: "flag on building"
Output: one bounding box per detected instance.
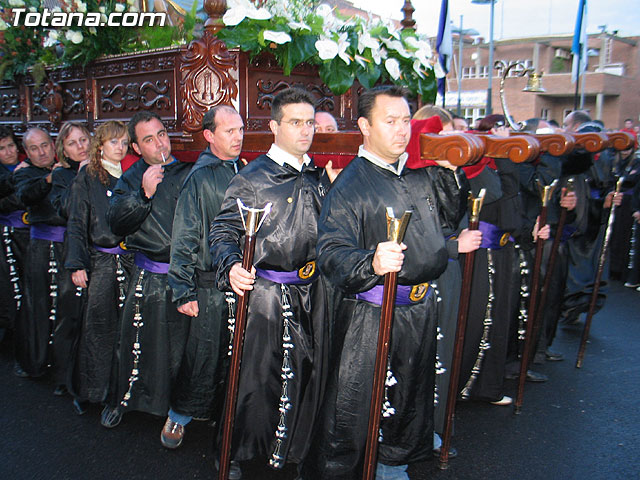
[571,0,588,83]
[435,0,453,98]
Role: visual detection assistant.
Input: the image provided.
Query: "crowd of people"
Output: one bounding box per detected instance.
[0,85,638,480]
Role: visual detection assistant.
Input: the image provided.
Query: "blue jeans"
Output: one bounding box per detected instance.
[376,462,409,480]
[168,408,192,426]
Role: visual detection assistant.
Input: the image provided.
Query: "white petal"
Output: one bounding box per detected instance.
[222,8,248,26]
[247,7,272,20]
[288,21,310,31]
[385,58,401,80]
[263,30,291,45]
[315,39,339,60]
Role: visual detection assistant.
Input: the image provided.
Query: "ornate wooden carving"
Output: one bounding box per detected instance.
[573,132,609,153]
[401,0,416,30]
[62,87,86,115]
[514,132,575,156]
[44,80,64,128]
[180,31,238,133]
[420,133,484,166]
[479,135,541,163]
[0,91,21,117]
[32,88,48,117]
[204,0,227,34]
[100,80,171,112]
[607,131,635,151]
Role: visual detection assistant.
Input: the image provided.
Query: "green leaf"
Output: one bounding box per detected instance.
[319,58,355,96]
[356,63,381,89]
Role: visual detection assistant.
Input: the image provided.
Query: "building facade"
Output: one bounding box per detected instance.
[441,33,640,129]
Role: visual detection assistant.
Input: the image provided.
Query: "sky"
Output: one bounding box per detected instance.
[349,0,640,40]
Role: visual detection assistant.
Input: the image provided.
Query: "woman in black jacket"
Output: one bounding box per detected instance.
[65,121,133,414]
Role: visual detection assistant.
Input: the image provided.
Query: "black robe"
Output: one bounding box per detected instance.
[168,148,240,419]
[458,160,521,402]
[209,154,328,467]
[106,157,192,416]
[0,163,28,333]
[65,166,133,404]
[13,162,79,380]
[301,155,448,479]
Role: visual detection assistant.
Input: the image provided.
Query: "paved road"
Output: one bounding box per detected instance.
[1,281,639,480]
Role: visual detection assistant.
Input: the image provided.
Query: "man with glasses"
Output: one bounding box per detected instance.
[209,88,330,476]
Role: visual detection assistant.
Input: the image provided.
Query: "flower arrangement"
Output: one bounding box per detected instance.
[0,0,52,82]
[0,0,202,83]
[216,0,437,101]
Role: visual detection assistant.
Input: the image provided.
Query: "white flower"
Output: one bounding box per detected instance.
[316,4,333,18]
[51,6,62,13]
[413,59,426,78]
[371,46,387,65]
[223,0,271,26]
[129,6,139,12]
[336,32,351,65]
[405,36,433,68]
[48,30,59,41]
[433,60,446,79]
[28,6,36,12]
[114,3,126,13]
[385,58,401,80]
[99,6,106,13]
[263,30,291,45]
[0,19,7,31]
[74,0,87,13]
[357,31,379,54]
[89,26,97,35]
[66,30,84,45]
[382,39,411,59]
[8,0,25,7]
[126,0,135,5]
[315,38,339,60]
[288,21,310,31]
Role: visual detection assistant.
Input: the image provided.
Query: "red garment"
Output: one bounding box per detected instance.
[406,116,444,169]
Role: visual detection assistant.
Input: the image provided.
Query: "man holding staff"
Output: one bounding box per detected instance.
[300,85,449,480]
[209,88,329,475]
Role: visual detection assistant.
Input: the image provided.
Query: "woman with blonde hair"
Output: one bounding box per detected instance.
[65,121,134,416]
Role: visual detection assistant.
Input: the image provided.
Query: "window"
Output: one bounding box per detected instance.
[541,109,550,120]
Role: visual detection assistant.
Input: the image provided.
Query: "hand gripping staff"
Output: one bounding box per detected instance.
[576,177,624,368]
[439,189,486,469]
[218,199,272,480]
[363,208,412,480]
[515,179,558,413]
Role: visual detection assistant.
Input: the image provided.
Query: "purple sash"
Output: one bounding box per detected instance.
[134,252,169,274]
[0,210,27,229]
[30,224,66,243]
[93,244,128,255]
[478,221,513,249]
[255,263,317,285]
[355,283,432,306]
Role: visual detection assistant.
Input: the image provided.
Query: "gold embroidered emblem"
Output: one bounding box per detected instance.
[499,232,510,247]
[21,211,29,225]
[298,261,316,280]
[409,283,429,302]
[119,241,128,250]
[287,197,293,203]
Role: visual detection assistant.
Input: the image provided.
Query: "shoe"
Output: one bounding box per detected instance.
[101,406,122,428]
[636,286,640,292]
[490,395,513,406]
[161,418,185,449]
[215,459,242,480]
[533,351,546,365]
[13,363,29,378]
[432,446,458,459]
[73,399,88,416]
[53,385,68,396]
[545,349,564,361]
[624,282,639,288]
[505,370,548,382]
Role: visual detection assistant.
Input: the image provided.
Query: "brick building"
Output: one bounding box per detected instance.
[440,33,640,129]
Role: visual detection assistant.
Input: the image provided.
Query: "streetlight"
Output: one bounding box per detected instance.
[471,0,496,115]
[451,16,479,116]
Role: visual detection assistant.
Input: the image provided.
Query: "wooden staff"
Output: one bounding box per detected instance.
[439,189,486,470]
[576,177,624,368]
[515,179,558,414]
[529,178,575,366]
[218,199,271,480]
[363,208,412,480]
